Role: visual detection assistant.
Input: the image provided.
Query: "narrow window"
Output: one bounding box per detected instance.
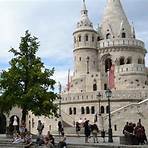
[69,107,72,115]
[73,107,76,115]
[101,106,105,114]
[122,32,126,38]
[104,84,107,90]
[106,105,109,114]
[120,57,125,65]
[86,106,90,114]
[91,106,95,114]
[78,35,81,42]
[106,33,111,39]
[114,125,117,131]
[81,107,85,114]
[92,36,94,42]
[85,35,88,41]
[93,83,97,91]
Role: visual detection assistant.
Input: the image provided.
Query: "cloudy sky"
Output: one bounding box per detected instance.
[0,0,148,90]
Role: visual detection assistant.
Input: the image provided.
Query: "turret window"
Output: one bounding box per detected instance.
[91,106,95,114]
[120,57,125,65]
[86,106,90,114]
[101,106,105,114]
[85,35,89,41]
[122,32,126,38]
[138,58,142,64]
[69,108,72,115]
[126,57,132,64]
[92,36,95,42]
[93,83,97,91]
[78,35,81,42]
[106,33,111,39]
[81,107,85,114]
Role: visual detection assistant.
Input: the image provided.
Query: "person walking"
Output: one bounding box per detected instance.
[76,122,80,136]
[91,122,99,143]
[37,120,44,135]
[84,120,91,143]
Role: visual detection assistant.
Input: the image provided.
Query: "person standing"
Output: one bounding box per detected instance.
[76,122,80,136]
[91,122,99,143]
[37,120,44,135]
[58,121,63,136]
[84,120,91,143]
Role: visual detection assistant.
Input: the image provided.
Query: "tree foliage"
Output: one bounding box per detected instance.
[0,30,58,121]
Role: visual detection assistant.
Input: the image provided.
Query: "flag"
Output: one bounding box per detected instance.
[108,64,115,89]
[67,69,70,91]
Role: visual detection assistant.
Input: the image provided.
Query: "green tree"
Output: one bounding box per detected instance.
[0,30,58,122]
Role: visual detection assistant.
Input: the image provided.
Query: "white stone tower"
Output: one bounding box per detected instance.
[98,0,147,90]
[72,0,99,93]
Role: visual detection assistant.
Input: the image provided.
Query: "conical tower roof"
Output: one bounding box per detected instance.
[100,0,133,39]
[76,0,94,31]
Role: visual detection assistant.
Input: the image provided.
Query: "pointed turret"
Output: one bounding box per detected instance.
[100,0,133,39]
[76,0,93,31]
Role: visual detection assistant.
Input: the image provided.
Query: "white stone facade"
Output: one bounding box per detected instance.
[1,0,148,137]
[60,0,148,136]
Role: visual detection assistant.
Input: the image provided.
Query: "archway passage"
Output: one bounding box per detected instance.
[0,114,6,134]
[9,115,20,135]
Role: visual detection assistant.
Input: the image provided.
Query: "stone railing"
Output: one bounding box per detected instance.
[98,38,145,49]
[61,90,148,103]
[116,64,146,75]
[103,98,148,121]
[74,41,97,50]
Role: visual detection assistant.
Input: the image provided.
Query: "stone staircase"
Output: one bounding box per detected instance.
[0,135,25,148]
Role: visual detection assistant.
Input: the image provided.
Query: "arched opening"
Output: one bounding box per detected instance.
[105,58,112,72]
[106,106,109,114]
[93,83,97,91]
[81,107,85,114]
[73,107,76,115]
[91,106,95,114]
[138,58,142,64]
[69,108,72,115]
[101,106,105,114]
[122,32,126,38]
[0,114,6,134]
[104,84,107,90]
[120,57,125,65]
[86,106,90,114]
[85,35,88,41]
[92,36,95,42]
[106,33,111,39]
[9,115,20,135]
[78,35,81,42]
[126,57,132,64]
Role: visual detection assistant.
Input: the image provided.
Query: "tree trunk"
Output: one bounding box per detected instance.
[21,108,27,122]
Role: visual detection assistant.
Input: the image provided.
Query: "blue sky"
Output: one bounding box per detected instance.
[0,0,148,90]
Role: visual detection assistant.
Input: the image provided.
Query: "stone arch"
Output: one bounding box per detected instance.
[106,105,109,114]
[119,57,125,65]
[69,107,72,115]
[101,106,105,114]
[106,33,111,39]
[105,58,112,72]
[138,58,142,64]
[86,106,90,114]
[73,107,76,115]
[126,57,132,64]
[91,106,95,114]
[78,35,81,42]
[0,114,6,134]
[93,83,97,91]
[122,32,126,38]
[85,34,89,41]
[81,107,85,114]
[9,115,20,134]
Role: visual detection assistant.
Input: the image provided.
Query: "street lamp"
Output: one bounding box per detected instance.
[105,88,113,143]
[58,82,62,118]
[97,92,102,115]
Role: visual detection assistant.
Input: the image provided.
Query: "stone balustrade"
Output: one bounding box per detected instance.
[61,90,148,103]
[98,38,145,49]
[116,64,146,75]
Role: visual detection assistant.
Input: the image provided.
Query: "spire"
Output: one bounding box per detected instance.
[76,0,93,30]
[100,0,133,39]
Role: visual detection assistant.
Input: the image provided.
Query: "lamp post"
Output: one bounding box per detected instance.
[105,88,113,143]
[58,82,62,118]
[97,92,101,115]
